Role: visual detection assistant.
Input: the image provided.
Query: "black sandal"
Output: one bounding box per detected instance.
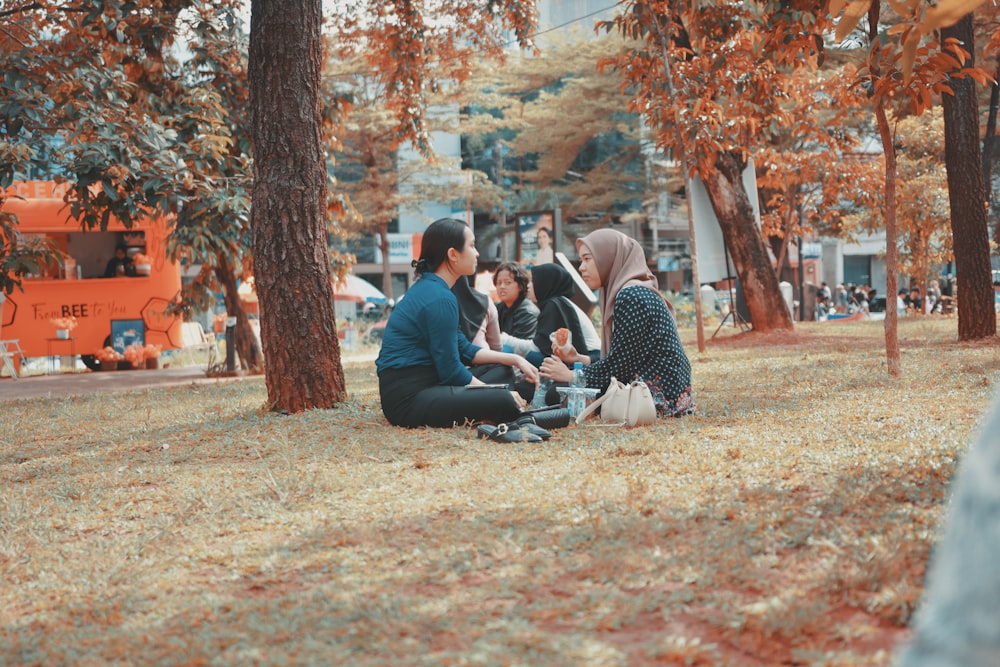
[515,422,553,440]
[517,407,571,430]
[476,423,543,443]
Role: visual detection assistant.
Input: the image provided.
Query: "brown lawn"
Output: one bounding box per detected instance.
[1,316,997,666]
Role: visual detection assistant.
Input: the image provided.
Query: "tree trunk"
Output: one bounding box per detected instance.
[983,57,998,220]
[701,151,793,332]
[875,98,902,377]
[941,14,996,341]
[379,222,393,301]
[214,253,264,373]
[248,0,346,412]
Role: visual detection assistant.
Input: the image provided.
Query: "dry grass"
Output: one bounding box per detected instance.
[1,317,997,666]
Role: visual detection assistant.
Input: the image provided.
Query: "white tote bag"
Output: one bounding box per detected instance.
[575,376,657,427]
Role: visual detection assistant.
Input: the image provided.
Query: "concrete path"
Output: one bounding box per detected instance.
[0,364,252,402]
[0,352,378,402]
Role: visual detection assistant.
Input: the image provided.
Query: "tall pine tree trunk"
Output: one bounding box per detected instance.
[249,0,346,412]
[701,151,793,332]
[941,14,996,341]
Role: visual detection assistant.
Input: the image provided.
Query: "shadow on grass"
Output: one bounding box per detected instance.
[2,448,956,666]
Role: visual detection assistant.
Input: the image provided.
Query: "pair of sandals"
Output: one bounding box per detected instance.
[475,408,571,444]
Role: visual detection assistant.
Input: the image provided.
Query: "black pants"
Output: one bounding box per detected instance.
[470,363,514,385]
[379,366,521,428]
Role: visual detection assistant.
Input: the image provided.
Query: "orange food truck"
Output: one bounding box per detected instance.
[1,180,182,371]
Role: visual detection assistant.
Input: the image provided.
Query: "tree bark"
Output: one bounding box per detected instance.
[875,99,902,377]
[379,222,393,301]
[249,0,346,412]
[701,151,793,332]
[941,14,996,341]
[214,253,264,373]
[983,57,999,219]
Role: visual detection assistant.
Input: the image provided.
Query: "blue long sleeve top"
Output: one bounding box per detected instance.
[375,273,481,385]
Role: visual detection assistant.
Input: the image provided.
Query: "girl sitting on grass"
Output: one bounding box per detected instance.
[540,228,694,418]
[376,218,539,428]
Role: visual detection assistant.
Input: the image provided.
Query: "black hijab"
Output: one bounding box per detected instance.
[530,263,575,303]
[452,275,488,342]
[530,263,589,357]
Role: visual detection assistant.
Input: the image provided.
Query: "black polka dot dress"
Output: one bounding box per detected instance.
[582,285,694,417]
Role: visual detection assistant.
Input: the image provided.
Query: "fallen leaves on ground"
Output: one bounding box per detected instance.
[0,317,996,666]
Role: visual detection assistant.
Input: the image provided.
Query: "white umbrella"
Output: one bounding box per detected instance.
[332,273,388,304]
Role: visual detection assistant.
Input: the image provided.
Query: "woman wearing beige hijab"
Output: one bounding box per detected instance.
[540,228,694,417]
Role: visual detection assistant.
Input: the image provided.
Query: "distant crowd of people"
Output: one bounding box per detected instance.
[814,277,955,321]
[374,218,694,431]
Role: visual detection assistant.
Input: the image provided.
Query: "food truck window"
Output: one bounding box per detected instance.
[66,231,146,279]
[20,232,65,278]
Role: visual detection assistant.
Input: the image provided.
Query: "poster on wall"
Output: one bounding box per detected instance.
[111,319,145,354]
[514,209,561,267]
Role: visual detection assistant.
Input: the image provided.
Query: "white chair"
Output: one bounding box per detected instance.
[1,340,24,379]
[180,321,218,369]
[0,295,24,379]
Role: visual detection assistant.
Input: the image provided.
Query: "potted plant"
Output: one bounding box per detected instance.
[143,343,162,369]
[94,346,123,371]
[50,316,78,339]
[123,343,146,369]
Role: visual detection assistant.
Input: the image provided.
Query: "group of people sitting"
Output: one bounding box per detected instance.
[375,218,694,433]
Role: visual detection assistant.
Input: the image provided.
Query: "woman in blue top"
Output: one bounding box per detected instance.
[540,228,694,418]
[376,218,539,428]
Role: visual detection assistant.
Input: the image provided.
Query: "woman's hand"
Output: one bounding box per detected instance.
[513,356,539,385]
[511,391,527,410]
[551,342,578,364]
[540,356,572,383]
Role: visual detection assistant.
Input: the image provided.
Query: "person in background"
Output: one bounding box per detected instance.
[927,279,942,314]
[453,274,508,384]
[375,218,538,428]
[541,228,694,418]
[908,286,924,314]
[104,245,134,277]
[867,288,880,314]
[898,288,910,316]
[835,283,849,312]
[497,262,598,404]
[493,261,539,346]
[525,263,601,368]
[815,290,830,320]
[453,275,501,352]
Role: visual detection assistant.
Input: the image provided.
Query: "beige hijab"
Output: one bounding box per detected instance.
[577,229,666,355]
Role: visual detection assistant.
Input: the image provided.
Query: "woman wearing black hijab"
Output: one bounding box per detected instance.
[529,263,601,364]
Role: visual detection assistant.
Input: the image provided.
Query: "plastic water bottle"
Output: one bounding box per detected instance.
[568,361,585,418]
[531,377,552,409]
